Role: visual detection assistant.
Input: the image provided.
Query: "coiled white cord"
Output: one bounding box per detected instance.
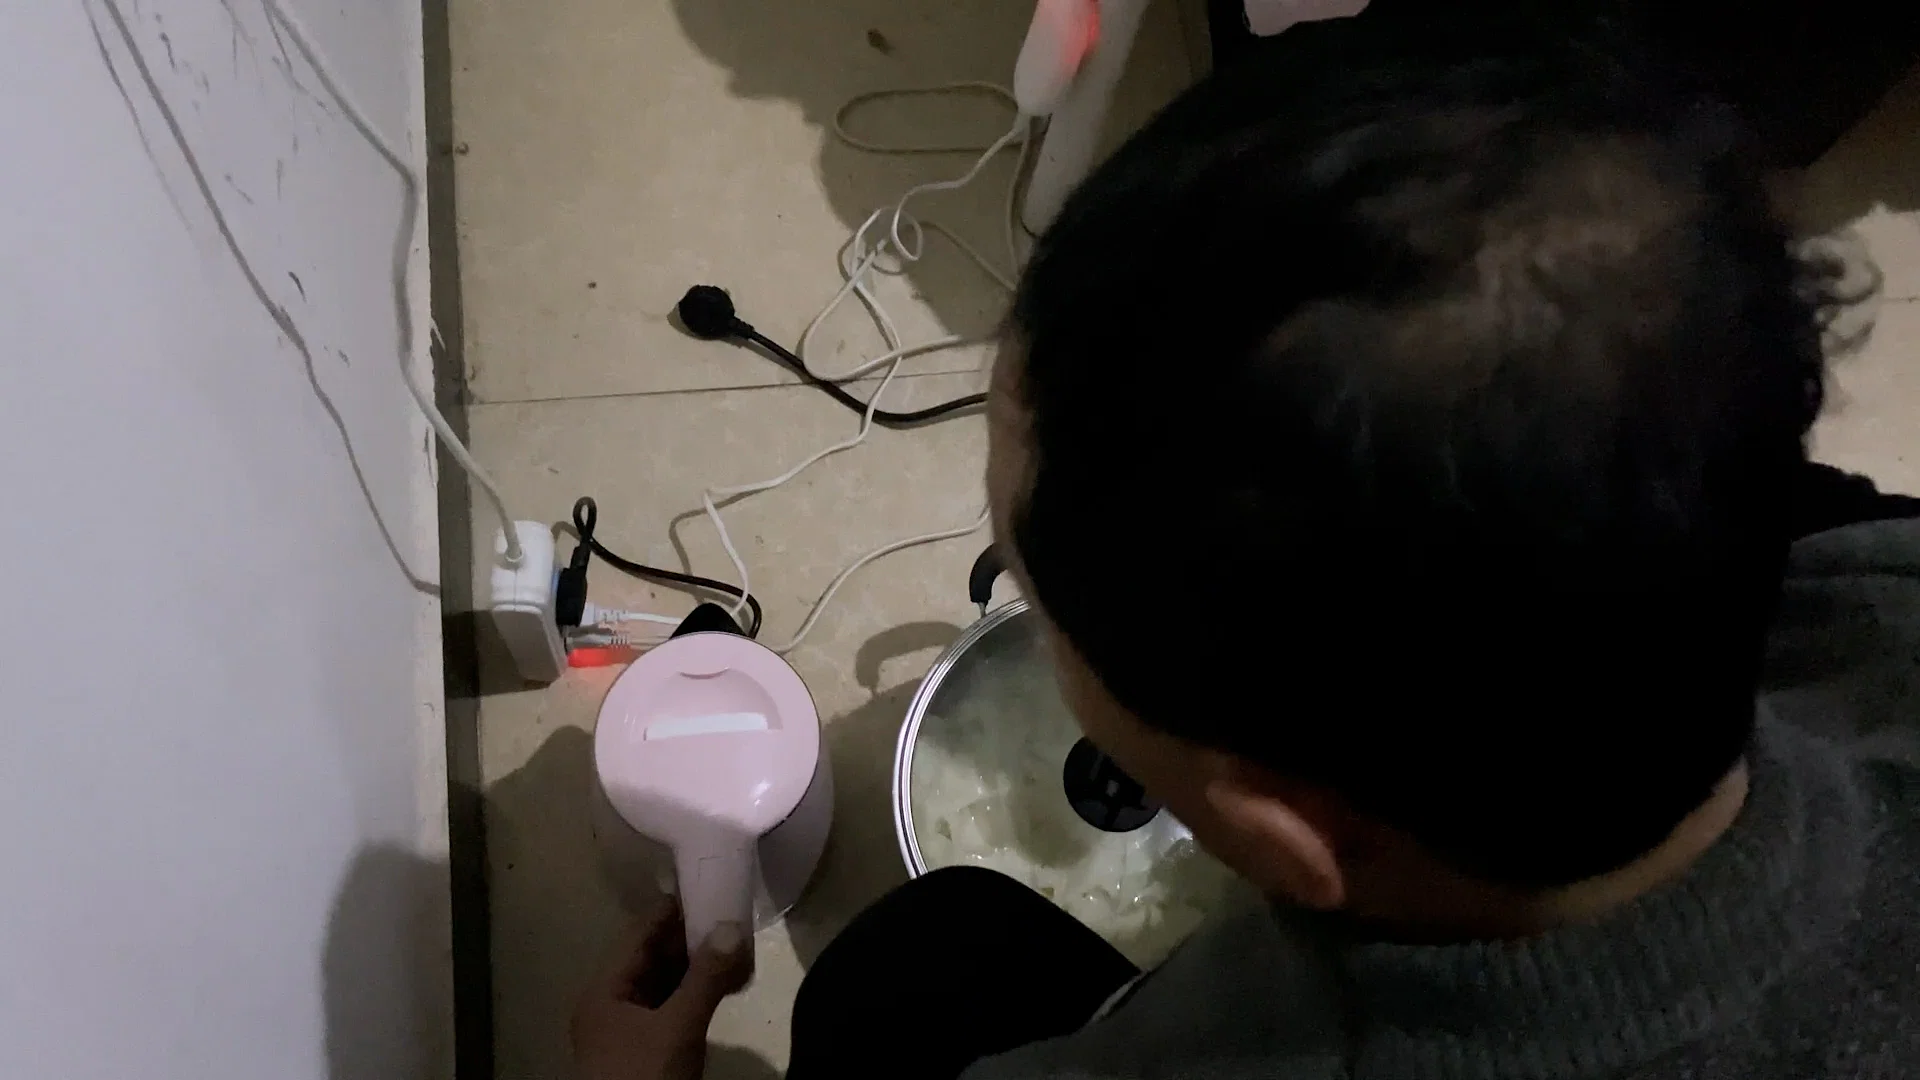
[704,88,1032,654]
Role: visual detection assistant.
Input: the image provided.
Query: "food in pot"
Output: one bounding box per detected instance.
[908,626,1245,967]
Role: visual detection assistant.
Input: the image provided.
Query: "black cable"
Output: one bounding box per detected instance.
[570,497,764,638]
[678,285,987,428]
[740,329,987,425]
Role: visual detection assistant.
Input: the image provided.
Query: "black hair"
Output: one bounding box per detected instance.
[1005,12,1838,887]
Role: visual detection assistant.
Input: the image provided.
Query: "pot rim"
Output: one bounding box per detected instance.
[891,598,1033,877]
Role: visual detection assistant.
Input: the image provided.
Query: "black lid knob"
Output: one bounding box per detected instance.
[1062,738,1161,833]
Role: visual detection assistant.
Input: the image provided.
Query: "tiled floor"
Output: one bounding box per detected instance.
[1794,65,1920,494]
[451,1,1195,1076]
[447,1,1919,1071]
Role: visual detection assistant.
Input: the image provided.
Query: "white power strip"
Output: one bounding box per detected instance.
[490,522,566,683]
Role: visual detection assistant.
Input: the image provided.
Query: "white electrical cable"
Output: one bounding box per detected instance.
[247,6,1019,634]
[579,602,684,628]
[795,127,1025,382]
[260,0,524,564]
[800,90,1031,384]
[770,507,992,655]
[701,342,911,629]
[566,627,670,650]
[833,83,1025,153]
[701,90,1034,653]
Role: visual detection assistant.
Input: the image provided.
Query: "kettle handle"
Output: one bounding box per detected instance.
[967,545,1007,614]
[673,840,756,953]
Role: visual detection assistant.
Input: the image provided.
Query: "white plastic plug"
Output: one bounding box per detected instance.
[580,601,682,629]
[490,521,565,683]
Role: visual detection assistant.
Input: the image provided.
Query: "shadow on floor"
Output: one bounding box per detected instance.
[1789,62,1920,236]
[444,609,558,698]
[483,726,640,1077]
[706,1045,786,1080]
[484,722,789,1077]
[665,0,1181,353]
[785,680,925,966]
[853,619,966,692]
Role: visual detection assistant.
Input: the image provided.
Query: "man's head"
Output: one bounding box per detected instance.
[988,15,1838,914]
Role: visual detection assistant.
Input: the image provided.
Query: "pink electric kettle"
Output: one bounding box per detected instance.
[593,624,833,949]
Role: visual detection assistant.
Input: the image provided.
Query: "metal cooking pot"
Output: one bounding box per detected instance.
[891,548,1242,965]
[894,545,1031,876]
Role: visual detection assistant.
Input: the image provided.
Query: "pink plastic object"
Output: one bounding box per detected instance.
[1020,0,1146,231]
[1013,0,1099,117]
[594,632,832,951]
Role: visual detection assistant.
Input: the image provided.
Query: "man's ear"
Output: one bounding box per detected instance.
[1201,760,1347,910]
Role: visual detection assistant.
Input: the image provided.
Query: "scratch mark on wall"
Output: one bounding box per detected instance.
[224,173,255,205]
[288,270,305,299]
[84,0,196,238]
[260,0,434,494]
[260,0,294,71]
[87,0,440,596]
[275,158,285,197]
[337,349,352,367]
[259,1,330,117]
[217,0,261,78]
[249,0,302,138]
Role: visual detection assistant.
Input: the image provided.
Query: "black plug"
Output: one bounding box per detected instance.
[676,285,753,340]
[555,513,594,630]
[670,602,746,638]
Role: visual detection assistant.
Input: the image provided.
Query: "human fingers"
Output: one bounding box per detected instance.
[663,921,754,1023]
[596,899,687,1002]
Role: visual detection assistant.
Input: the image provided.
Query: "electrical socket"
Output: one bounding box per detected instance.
[490,521,565,682]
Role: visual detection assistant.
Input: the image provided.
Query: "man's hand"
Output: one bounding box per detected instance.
[572,900,754,1080]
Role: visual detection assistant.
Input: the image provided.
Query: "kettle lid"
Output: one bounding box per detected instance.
[594,631,820,839]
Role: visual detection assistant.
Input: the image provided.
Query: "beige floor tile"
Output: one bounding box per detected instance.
[468,374,994,1075]
[1815,299,1920,496]
[1172,0,1214,78]
[1791,63,1920,302]
[450,0,1194,405]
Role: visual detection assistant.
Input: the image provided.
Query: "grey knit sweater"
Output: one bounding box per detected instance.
[963,519,1920,1080]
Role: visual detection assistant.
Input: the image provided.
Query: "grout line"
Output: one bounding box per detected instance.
[468,366,988,408]
[466,289,1920,409]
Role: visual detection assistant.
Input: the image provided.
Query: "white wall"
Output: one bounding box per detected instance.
[0,2,450,1078]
